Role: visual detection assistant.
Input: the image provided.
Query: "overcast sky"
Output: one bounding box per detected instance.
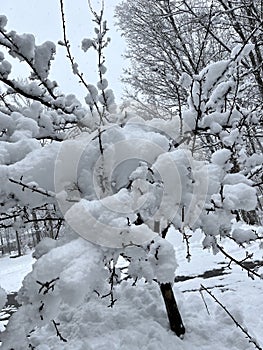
[1,0,127,102]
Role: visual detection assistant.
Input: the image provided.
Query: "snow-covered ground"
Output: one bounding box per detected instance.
[1,232,263,350]
[0,253,35,333]
[0,253,35,293]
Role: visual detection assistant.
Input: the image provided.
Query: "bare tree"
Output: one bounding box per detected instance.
[115,0,232,114]
[116,0,263,224]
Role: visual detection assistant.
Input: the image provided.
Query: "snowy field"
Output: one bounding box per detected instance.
[0,253,35,333]
[1,230,263,350]
[0,253,35,293]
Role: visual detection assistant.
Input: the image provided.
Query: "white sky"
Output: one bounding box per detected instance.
[1,0,127,102]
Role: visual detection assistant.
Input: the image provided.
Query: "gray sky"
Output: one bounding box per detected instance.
[1,0,127,102]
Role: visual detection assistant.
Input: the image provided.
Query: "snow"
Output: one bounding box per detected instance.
[221,129,240,147]
[0,59,11,79]
[211,149,232,168]
[245,154,263,168]
[127,237,177,283]
[99,64,107,74]
[1,28,55,82]
[0,253,35,292]
[100,89,116,111]
[0,16,7,29]
[231,228,257,244]
[64,197,157,247]
[223,183,257,211]
[0,141,59,211]
[223,173,252,186]
[231,43,255,62]
[32,237,58,259]
[10,111,39,141]
[11,33,35,62]
[0,288,6,312]
[97,78,108,90]
[81,38,94,51]
[1,231,263,349]
[207,81,234,111]
[194,59,230,103]
[179,72,192,89]
[33,41,56,80]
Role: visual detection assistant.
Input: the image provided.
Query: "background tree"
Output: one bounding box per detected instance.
[115,0,233,116]
[116,0,263,225]
[116,0,263,110]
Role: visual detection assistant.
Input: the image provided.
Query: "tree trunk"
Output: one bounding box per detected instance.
[15,230,22,256]
[0,231,4,255]
[160,282,185,337]
[32,211,41,244]
[5,229,11,254]
[154,221,185,337]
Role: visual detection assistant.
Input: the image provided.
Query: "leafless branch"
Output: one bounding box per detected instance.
[9,178,55,198]
[52,320,68,342]
[101,262,118,307]
[37,277,59,295]
[59,0,101,117]
[200,284,262,350]
[217,244,262,279]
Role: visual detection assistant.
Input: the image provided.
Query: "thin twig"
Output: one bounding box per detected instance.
[101,262,117,307]
[52,320,67,342]
[199,288,210,315]
[217,244,261,279]
[9,178,55,198]
[36,277,59,295]
[200,284,262,350]
[59,0,101,116]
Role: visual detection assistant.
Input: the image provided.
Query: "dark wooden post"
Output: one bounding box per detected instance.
[160,282,185,337]
[154,221,185,337]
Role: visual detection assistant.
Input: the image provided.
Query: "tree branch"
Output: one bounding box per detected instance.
[200,284,262,350]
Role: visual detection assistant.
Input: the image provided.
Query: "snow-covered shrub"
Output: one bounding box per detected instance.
[0,3,262,349]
